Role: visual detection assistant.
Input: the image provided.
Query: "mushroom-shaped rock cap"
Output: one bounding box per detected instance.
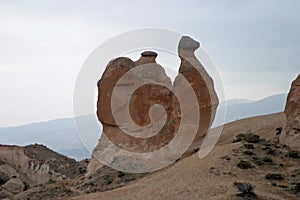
[141,51,158,57]
[178,36,200,51]
[135,51,158,65]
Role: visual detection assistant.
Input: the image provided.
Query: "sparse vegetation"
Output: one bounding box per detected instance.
[234,182,257,199]
[233,133,260,143]
[294,183,300,193]
[243,150,254,155]
[230,130,300,199]
[288,150,300,159]
[244,144,255,149]
[237,160,253,169]
[262,157,273,163]
[275,127,283,135]
[265,173,284,181]
[251,156,264,166]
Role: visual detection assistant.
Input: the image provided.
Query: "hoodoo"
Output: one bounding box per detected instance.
[88,36,219,174]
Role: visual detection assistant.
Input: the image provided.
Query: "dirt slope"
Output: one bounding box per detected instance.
[0,144,88,199]
[65,112,300,200]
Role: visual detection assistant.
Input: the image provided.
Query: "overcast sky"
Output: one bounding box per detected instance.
[0,0,299,126]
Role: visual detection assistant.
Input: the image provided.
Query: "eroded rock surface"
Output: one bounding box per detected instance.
[0,144,87,194]
[96,53,175,153]
[174,36,219,147]
[89,36,219,174]
[280,74,300,150]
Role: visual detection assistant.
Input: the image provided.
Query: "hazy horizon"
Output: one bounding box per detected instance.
[0,92,287,128]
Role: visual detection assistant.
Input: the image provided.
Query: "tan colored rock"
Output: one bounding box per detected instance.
[97,57,136,126]
[96,52,175,153]
[280,74,300,150]
[88,51,178,173]
[89,36,219,174]
[174,36,219,149]
[2,178,25,194]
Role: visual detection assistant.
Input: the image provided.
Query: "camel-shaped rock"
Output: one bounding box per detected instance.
[88,36,219,174]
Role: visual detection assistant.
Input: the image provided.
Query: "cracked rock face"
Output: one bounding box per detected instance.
[280,74,300,150]
[89,36,219,174]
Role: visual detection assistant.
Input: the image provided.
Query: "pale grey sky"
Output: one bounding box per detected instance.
[0,0,299,126]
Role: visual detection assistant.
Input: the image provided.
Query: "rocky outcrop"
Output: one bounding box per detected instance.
[174,36,219,146]
[0,144,88,198]
[96,52,175,153]
[280,74,300,150]
[89,36,218,174]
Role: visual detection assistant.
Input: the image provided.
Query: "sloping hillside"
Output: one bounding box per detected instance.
[65,112,300,200]
[0,144,88,199]
[5,112,300,200]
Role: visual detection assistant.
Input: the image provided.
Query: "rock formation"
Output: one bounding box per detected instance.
[174,36,219,147]
[88,36,219,174]
[0,144,87,199]
[96,52,176,153]
[280,74,300,150]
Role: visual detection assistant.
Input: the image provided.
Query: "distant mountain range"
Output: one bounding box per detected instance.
[212,93,287,127]
[0,93,287,160]
[0,117,91,161]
